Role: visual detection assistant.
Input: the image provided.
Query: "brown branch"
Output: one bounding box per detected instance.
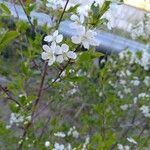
[18,61,48,150]
[130,123,148,150]
[18,0,35,32]
[38,114,51,140]
[43,59,71,90]
[110,110,137,150]
[56,0,70,29]
[0,85,22,107]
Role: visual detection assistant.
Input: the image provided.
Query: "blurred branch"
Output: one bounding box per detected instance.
[0,84,22,107]
[56,0,70,29]
[18,0,35,32]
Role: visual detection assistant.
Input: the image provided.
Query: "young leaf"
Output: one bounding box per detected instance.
[0,3,11,15]
[0,31,20,51]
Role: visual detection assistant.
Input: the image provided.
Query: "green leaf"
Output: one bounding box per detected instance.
[91,2,100,19]
[69,76,85,82]
[99,1,111,18]
[67,4,80,13]
[21,62,31,77]
[0,31,19,51]
[0,3,11,15]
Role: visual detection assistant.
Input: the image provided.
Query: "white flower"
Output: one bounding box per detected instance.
[140,105,150,117]
[55,44,77,63]
[72,130,79,139]
[140,46,150,70]
[117,144,130,150]
[71,26,99,49]
[120,104,128,111]
[9,113,24,126]
[41,44,56,66]
[6,125,11,129]
[26,116,31,121]
[82,136,90,150]
[118,144,124,150]
[44,30,63,44]
[144,76,150,86]
[138,93,149,98]
[54,132,66,138]
[70,14,85,29]
[67,126,80,138]
[77,5,90,17]
[127,137,137,144]
[52,143,65,150]
[45,141,50,147]
[46,0,63,10]
[131,80,140,86]
[103,4,119,30]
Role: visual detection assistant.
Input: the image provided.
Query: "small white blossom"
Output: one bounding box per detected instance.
[45,141,50,147]
[72,130,79,139]
[6,125,11,129]
[120,104,128,111]
[67,126,79,138]
[117,144,130,150]
[70,14,85,29]
[46,0,63,10]
[9,113,24,126]
[140,105,150,117]
[77,5,90,17]
[54,132,66,138]
[144,76,150,86]
[82,136,90,150]
[53,143,65,150]
[55,44,77,63]
[131,80,140,86]
[44,30,63,44]
[127,137,137,144]
[41,44,56,66]
[26,116,31,121]
[71,26,99,49]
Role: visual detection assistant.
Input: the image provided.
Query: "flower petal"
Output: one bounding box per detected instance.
[56,34,63,43]
[67,51,77,59]
[41,52,49,60]
[80,15,85,24]
[44,35,52,42]
[71,36,81,44]
[55,46,62,55]
[61,44,69,52]
[48,56,56,66]
[42,45,51,52]
[90,38,100,47]
[56,55,64,63]
[70,14,79,21]
[53,30,58,37]
[82,41,90,49]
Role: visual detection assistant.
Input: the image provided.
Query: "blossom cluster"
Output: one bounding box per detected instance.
[140,105,150,117]
[119,46,150,71]
[6,113,31,129]
[44,126,89,150]
[42,30,77,66]
[129,13,150,40]
[46,0,121,30]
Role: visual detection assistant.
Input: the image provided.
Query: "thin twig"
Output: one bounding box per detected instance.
[18,61,48,150]
[18,0,35,32]
[0,85,22,107]
[130,123,148,150]
[110,110,137,150]
[56,0,70,29]
[38,114,51,140]
[43,60,70,90]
